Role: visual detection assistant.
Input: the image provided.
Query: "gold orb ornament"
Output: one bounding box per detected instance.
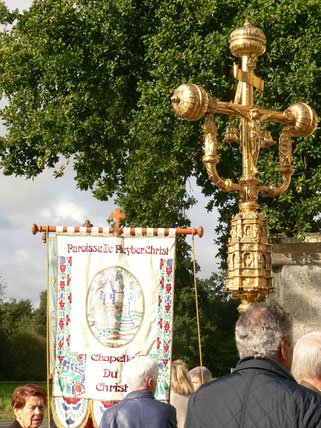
[287,103,318,137]
[171,84,208,121]
[229,20,266,58]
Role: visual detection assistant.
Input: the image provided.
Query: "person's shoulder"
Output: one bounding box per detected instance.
[287,379,321,403]
[189,374,233,403]
[154,398,176,410]
[100,401,125,426]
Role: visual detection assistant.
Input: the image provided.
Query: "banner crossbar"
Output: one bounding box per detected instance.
[32,224,204,237]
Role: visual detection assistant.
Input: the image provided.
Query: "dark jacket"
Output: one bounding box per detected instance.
[99,390,177,428]
[184,357,321,428]
[9,421,21,428]
[300,379,321,395]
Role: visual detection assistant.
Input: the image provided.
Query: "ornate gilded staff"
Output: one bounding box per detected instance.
[171,21,318,312]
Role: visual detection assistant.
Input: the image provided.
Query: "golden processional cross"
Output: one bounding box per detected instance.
[171,21,318,312]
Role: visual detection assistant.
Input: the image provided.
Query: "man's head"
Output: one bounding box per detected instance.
[123,356,159,394]
[189,366,212,391]
[293,331,321,390]
[235,302,293,371]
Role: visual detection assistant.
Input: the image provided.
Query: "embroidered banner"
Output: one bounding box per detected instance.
[50,232,175,426]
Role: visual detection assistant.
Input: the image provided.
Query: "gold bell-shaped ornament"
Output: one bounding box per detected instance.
[223,123,239,144]
[261,128,276,148]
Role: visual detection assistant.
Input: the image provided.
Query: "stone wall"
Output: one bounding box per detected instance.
[270,234,321,344]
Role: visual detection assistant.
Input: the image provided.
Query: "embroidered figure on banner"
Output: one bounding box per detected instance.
[86,266,145,347]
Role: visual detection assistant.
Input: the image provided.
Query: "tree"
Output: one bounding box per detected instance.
[0,0,319,374]
[0,291,47,380]
[32,290,47,338]
[0,0,319,253]
[0,276,7,304]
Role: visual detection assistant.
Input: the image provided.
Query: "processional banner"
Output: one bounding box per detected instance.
[48,228,176,428]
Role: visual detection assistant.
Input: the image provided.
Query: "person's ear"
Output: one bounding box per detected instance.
[280,338,288,360]
[280,337,293,371]
[146,377,156,394]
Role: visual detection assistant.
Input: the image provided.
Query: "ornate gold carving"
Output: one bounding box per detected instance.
[171,84,208,121]
[171,21,318,311]
[229,20,266,58]
[287,103,318,137]
[227,211,273,309]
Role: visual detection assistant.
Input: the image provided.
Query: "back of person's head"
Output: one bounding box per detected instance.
[123,355,159,391]
[235,302,292,360]
[189,366,212,383]
[293,331,321,380]
[171,360,194,395]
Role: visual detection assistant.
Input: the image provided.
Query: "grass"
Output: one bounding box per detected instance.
[0,382,47,420]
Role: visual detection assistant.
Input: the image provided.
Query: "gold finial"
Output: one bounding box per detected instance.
[244,20,251,27]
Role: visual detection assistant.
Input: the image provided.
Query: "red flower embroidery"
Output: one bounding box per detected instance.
[159,318,163,329]
[60,281,65,291]
[165,302,171,313]
[158,296,162,307]
[164,321,170,333]
[59,300,65,310]
[166,283,171,294]
[65,398,80,405]
[59,319,64,330]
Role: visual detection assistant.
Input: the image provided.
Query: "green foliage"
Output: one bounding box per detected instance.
[9,331,46,381]
[0,291,47,381]
[0,298,33,337]
[0,0,319,262]
[32,290,48,337]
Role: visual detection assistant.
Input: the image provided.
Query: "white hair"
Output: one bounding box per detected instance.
[235,302,293,359]
[293,331,321,379]
[189,366,212,383]
[123,356,159,390]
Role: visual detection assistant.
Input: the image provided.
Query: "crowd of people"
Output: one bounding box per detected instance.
[10,303,321,428]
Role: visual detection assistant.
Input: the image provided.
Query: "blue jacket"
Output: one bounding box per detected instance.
[184,357,321,428]
[100,390,177,428]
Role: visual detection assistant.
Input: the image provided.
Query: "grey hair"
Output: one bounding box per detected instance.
[293,331,321,379]
[189,366,212,383]
[123,356,159,390]
[235,302,293,359]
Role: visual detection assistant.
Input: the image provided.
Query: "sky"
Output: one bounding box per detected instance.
[1,0,220,307]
